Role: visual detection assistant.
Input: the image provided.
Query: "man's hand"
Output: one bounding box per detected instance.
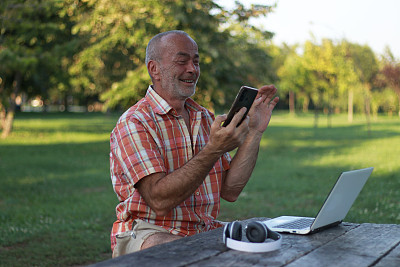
[206,107,250,155]
[220,85,278,202]
[248,85,279,134]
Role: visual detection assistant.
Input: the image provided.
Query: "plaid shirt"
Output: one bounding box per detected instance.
[109,86,231,251]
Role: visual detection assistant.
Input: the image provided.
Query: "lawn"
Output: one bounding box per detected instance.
[220,112,400,225]
[0,111,399,266]
[0,112,119,266]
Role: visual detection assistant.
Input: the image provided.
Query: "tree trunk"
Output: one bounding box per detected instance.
[0,104,5,130]
[1,111,15,138]
[314,90,322,128]
[1,72,21,139]
[327,105,332,128]
[348,89,353,123]
[364,88,371,137]
[303,96,309,113]
[289,91,295,115]
[0,79,5,130]
[397,91,400,117]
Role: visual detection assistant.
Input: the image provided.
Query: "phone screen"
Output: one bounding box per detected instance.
[222,86,258,127]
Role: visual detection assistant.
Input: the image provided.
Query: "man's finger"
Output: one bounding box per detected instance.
[228,107,247,128]
[258,84,277,94]
[213,114,227,128]
[268,97,280,110]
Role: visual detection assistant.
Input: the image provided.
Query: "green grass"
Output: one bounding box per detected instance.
[0,112,120,266]
[220,112,400,225]
[1,111,399,266]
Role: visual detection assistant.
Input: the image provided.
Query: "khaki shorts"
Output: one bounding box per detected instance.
[112,219,169,258]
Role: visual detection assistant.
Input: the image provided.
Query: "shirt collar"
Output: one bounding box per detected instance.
[146,85,206,115]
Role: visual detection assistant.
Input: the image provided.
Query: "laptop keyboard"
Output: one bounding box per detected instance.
[276,218,314,229]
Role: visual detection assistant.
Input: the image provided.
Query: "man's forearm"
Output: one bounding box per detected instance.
[221,130,263,202]
[136,143,223,216]
[221,84,279,201]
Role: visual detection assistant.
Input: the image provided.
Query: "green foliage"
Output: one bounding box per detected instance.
[100,65,150,109]
[371,88,398,116]
[0,0,74,100]
[67,0,176,99]
[377,57,400,116]
[275,38,394,119]
[347,43,379,84]
[277,47,314,99]
[67,0,275,111]
[0,0,78,137]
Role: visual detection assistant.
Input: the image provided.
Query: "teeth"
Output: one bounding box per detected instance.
[182,80,194,83]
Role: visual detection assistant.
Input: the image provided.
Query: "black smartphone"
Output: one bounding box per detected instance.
[222,86,258,127]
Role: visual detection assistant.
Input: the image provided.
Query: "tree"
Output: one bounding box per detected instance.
[277,45,315,114]
[1,0,276,138]
[377,48,400,117]
[346,43,379,133]
[66,0,175,109]
[378,64,400,116]
[301,40,339,127]
[334,40,363,122]
[0,0,74,138]
[68,0,275,111]
[279,38,380,127]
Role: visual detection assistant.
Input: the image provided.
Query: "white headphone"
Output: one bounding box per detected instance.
[223,221,282,253]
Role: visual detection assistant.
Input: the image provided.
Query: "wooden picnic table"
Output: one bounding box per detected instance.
[91,217,400,267]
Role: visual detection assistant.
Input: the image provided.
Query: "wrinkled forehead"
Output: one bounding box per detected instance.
[159,33,199,58]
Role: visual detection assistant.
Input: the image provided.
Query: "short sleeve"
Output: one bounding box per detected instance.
[111,118,166,185]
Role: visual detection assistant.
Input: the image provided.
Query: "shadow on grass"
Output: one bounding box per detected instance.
[0,141,117,266]
[220,122,400,225]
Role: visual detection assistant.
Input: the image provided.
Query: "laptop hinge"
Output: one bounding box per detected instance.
[311,220,342,233]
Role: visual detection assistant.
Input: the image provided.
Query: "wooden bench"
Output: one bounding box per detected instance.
[90,217,400,266]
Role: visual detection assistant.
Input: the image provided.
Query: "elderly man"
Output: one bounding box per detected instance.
[109,30,279,257]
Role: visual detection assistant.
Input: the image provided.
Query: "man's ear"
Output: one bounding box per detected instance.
[148,60,160,81]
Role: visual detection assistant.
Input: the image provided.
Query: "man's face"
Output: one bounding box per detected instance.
[157,34,200,100]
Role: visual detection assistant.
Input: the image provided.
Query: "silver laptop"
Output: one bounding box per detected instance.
[264,167,374,234]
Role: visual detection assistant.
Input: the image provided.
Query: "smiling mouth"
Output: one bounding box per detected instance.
[180,79,195,84]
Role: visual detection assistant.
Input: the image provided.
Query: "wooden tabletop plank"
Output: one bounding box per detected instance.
[374,240,400,267]
[90,228,227,267]
[285,223,400,267]
[187,221,358,267]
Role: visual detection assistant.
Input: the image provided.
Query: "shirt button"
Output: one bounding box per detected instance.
[196,191,200,196]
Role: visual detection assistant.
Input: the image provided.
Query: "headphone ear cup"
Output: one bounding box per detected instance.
[230,221,242,241]
[246,222,267,243]
[223,223,231,243]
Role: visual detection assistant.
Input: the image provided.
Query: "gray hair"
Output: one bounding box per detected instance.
[145,30,192,66]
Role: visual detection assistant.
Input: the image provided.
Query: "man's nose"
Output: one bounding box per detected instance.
[187,61,197,73]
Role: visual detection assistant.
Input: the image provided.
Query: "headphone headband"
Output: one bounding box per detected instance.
[223,221,282,253]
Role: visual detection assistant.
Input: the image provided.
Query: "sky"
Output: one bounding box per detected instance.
[216,0,400,59]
